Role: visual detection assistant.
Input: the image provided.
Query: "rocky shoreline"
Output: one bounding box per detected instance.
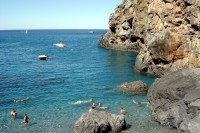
[98,0,200,77]
[74,0,200,132]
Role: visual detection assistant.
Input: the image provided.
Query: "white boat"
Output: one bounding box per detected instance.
[38,55,48,60]
[89,30,94,34]
[25,30,28,34]
[53,42,65,48]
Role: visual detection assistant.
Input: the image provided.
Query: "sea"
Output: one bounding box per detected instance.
[0,30,167,133]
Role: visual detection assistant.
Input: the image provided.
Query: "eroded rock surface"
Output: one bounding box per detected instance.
[74,110,126,133]
[98,0,149,52]
[147,68,200,133]
[135,0,200,77]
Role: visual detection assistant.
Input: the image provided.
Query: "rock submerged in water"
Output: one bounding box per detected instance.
[74,110,126,133]
[117,80,148,94]
[147,68,200,133]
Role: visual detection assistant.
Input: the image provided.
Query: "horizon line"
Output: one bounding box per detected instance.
[0,28,109,31]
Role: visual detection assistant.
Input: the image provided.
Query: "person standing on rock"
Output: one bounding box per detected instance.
[89,103,96,112]
[119,107,126,115]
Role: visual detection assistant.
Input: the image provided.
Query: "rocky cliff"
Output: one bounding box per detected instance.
[147,68,200,133]
[99,0,200,77]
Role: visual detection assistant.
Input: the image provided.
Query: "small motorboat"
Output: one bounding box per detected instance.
[38,55,48,60]
[88,30,94,34]
[53,42,65,48]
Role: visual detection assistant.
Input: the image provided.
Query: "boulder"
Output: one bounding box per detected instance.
[74,110,126,133]
[117,80,148,94]
[147,68,200,133]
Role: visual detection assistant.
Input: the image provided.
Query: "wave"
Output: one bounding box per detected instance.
[70,100,88,104]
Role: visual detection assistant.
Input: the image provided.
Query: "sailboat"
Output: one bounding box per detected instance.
[25,30,28,34]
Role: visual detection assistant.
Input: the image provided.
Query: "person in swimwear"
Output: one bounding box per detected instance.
[89,103,96,112]
[10,108,17,117]
[14,97,29,103]
[119,107,126,115]
[132,99,147,105]
[98,102,107,109]
[23,113,29,124]
[88,98,93,102]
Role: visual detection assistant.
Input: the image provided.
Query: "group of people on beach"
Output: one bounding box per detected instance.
[87,98,146,115]
[11,97,30,124]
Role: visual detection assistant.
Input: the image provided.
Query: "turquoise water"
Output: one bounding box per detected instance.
[0,30,160,133]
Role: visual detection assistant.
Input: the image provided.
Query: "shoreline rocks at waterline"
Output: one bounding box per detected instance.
[74,110,126,133]
[147,68,200,133]
[117,80,148,94]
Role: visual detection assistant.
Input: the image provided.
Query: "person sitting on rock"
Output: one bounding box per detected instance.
[98,102,107,110]
[89,103,96,112]
[23,113,29,124]
[14,97,29,103]
[132,99,147,105]
[119,107,126,115]
[10,108,17,117]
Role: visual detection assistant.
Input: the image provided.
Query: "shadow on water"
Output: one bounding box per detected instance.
[29,122,37,126]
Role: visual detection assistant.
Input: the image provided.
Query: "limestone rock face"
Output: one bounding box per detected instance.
[147,68,200,133]
[99,0,200,76]
[74,110,126,133]
[135,0,200,77]
[98,0,149,52]
[117,80,148,94]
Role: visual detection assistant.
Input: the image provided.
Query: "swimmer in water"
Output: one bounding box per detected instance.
[71,98,94,104]
[14,97,29,103]
[23,113,29,124]
[98,102,107,110]
[132,99,147,105]
[10,108,17,117]
[88,98,93,102]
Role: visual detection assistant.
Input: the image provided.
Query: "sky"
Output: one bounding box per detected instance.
[0,0,122,30]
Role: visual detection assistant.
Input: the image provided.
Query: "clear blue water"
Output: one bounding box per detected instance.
[0,30,162,133]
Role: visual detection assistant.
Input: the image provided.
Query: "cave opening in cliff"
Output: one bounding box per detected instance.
[141,67,148,72]
[110,25,116,33]
[127,18,133,28]
[153,59,169,65]
[140,38,144,44]
[184,1,192,6]
[191,24,200,31]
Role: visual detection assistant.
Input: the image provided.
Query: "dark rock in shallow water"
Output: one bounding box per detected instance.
[74,110,126,133]
[117,80,148,94]
[147,68,200,133]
